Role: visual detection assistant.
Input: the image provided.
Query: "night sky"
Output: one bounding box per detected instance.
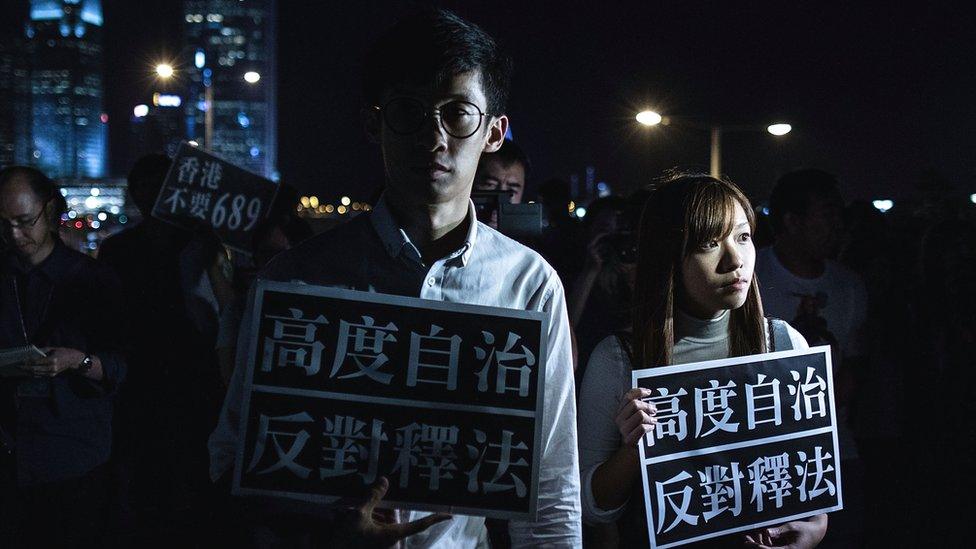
[6,1,975,205]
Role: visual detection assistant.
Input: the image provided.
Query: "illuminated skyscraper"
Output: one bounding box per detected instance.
[183,0,277,179]
[0,40,28,168]
[24,0,107,179]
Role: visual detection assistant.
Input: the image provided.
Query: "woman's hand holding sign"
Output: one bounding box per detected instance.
[615,388,658,448]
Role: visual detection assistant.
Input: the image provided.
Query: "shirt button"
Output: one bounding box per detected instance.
[427,277,436,287]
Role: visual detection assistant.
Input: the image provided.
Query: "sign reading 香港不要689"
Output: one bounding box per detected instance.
[232,280,549,520]
[633,346,843,548]
[151,141,278,252]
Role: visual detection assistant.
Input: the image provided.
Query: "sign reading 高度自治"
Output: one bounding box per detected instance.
[232,280,548,520]
[633,347,843,548]
[151,142,278,252]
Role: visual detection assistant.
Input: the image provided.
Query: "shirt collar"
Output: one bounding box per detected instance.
[370,193,479,267]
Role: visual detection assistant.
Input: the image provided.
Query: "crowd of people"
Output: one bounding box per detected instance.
[1,6,973,549]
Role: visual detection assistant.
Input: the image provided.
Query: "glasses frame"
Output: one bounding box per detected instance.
[373,97,492,139]
[0,207,47,234]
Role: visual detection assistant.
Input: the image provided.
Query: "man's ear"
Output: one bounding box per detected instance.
[363,107,381,144]
[482,114,509,153]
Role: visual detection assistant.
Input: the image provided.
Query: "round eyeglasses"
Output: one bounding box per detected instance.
[373,97,490,139]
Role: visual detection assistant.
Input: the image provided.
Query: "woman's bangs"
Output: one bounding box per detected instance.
[685,183,739,252]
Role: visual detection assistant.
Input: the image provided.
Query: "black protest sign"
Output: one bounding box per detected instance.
[151,141,278,251]
[232,280,548,520]
[632,347,843,548]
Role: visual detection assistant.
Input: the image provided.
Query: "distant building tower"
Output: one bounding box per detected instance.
[183,0,277,179]
[24,0,107,179]
[0,39,29,168]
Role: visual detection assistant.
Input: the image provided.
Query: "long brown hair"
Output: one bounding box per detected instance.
[632,171,765,369]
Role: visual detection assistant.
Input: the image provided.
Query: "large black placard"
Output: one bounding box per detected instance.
[633,347,843,548]
[151,141,278,251]
[232,280,549,520]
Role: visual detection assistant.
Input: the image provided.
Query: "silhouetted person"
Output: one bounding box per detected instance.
[99,154,223,544]
[756,168,866,548]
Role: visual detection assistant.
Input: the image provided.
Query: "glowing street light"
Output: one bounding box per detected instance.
[638,110,793,177]
[155,63,175,79]
[636,110,663,127]
[243,71,261,84]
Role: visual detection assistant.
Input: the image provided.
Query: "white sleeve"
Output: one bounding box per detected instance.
[577,335,632,524]
[508,277,583,546]
[207,287,255,482]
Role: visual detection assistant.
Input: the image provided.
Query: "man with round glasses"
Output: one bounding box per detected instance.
[210,7,581,547]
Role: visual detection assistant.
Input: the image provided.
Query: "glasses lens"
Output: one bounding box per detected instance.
[384,97,426,134]
[439,101,483,138]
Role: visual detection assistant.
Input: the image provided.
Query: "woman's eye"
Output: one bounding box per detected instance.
[700,240,719,250]
[738,232,752,242]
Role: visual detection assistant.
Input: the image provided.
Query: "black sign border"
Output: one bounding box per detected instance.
[231,279,550,521]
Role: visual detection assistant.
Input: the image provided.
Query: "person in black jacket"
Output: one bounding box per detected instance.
[0,166,126,547]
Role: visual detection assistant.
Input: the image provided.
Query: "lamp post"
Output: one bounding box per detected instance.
[154,62,261,150]
[636,110,792,177]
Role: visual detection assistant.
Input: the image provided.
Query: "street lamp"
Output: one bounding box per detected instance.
[638,111,792,177]
[636,110,663,127]
[152,60,261,151]
[155,63,174,79]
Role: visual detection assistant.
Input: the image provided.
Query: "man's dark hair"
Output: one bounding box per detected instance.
[0,165,67,226]
[481,139,530,172]
[363,7,513,115]
[768,168,842,234]
[127,153,172,217]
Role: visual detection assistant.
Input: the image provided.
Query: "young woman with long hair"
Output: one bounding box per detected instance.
[578,172,828,547]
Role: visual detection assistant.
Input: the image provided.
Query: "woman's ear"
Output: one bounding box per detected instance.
[482,114,509,153]
[363,107,382,144]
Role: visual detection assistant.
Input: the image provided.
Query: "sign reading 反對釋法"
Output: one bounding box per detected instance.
[232,280,548,520]
[151,142,278,251]
[633,347,843,548]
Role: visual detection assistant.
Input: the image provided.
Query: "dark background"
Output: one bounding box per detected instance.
[4,1,973,205]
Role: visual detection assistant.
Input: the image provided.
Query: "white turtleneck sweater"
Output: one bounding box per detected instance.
[576,310,807,524]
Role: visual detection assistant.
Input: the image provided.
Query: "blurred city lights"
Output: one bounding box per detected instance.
[872,199,894,213]
[133,104,149,118]
[970,193,976,205]
[309,196,320,208]
[90,187,100,196]
[97,212,107,221]
[300,196,310,208]
[337,205,348,214]
[767,123,792,136]
[636,110,663,126]
[243,71,261,83]
[575,206,588,218]
[187,140,199,147]
[340,196,351,206]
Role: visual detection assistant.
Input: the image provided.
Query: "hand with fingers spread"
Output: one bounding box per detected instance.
[334,476,452,548]
[615,387,657,448]
[744,513,828,549]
